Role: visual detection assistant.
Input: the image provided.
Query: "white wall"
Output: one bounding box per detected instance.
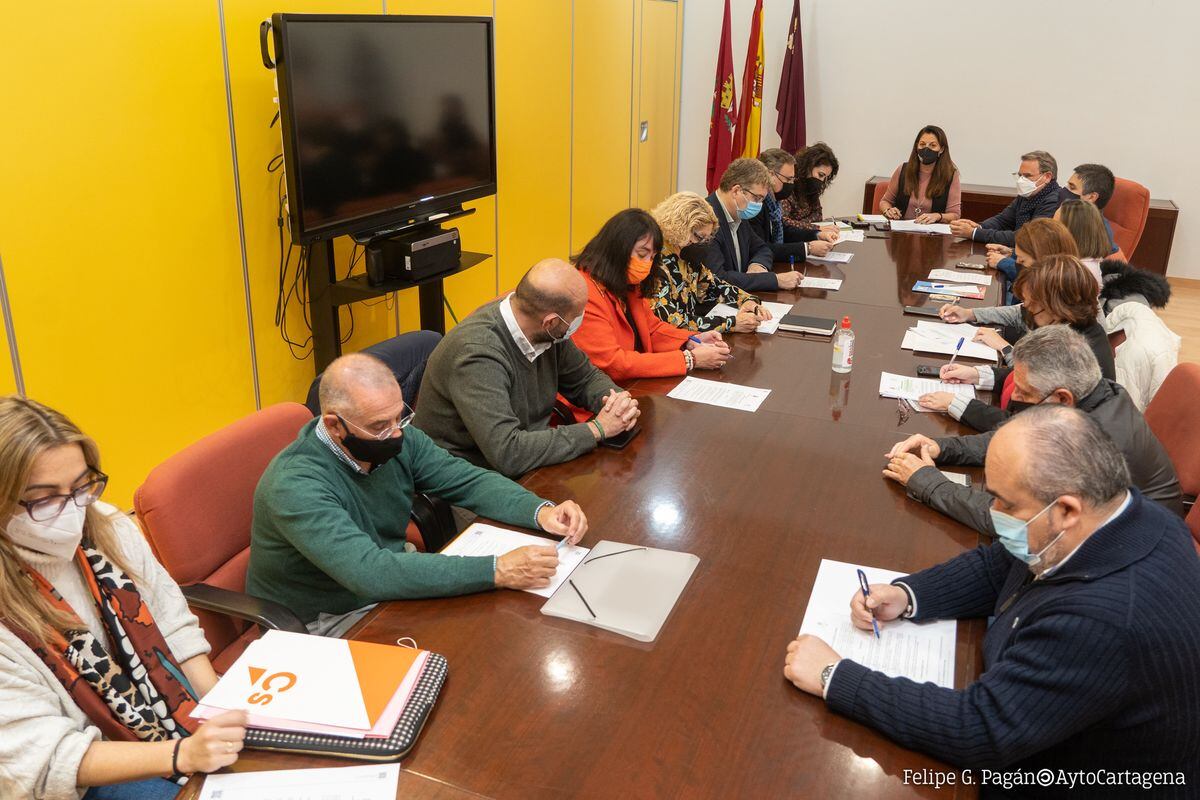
[679,0,1200,277]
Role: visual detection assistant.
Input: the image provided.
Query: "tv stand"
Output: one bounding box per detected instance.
[306,207,490,372]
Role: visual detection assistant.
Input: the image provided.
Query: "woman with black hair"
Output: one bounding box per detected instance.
[879,125,962,223]
[781,142,839,228]
[572,209,731,383]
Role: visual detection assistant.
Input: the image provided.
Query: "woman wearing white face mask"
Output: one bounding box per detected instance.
[0,397,246,800]
[879,125,962,224]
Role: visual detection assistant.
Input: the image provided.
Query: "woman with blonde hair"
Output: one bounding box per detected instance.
[0,396,246,799]
[646,191,770,333]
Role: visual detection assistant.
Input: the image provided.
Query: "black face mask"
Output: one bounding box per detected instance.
[679,243,708,266]
[775,181,794,201]
[1007,392,1057,415]
[916,147,940,165]
[336,415,404,468]
[800,176,825,196]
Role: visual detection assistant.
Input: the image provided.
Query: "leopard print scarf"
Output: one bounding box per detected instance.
[11,542,199,743]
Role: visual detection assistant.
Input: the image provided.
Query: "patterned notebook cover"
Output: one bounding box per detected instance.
[242,653,447,762]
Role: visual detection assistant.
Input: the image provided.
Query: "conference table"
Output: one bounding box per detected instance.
[181,230,1003,800]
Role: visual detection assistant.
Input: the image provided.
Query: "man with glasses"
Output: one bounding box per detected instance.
[949,150,1063,246]
[703,158,803,293]
[415,258,637,479]
[744,148,839,263]
[248,352,589,637]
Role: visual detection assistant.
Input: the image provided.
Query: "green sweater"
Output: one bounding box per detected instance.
[247,419,549,623]
[412,299,617,478]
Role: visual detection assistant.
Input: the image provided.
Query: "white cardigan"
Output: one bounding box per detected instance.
[1103,302,1182,410]
[0,503,210,800]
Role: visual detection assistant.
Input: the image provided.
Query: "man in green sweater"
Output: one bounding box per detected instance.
[247,353,588,635]
[413,258,640,478]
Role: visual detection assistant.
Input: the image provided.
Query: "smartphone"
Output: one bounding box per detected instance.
[600,424,641,450]
[916,365,940,378]
[903,305,941,318]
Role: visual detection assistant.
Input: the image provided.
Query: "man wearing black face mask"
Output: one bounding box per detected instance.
[880,326,1181,537]
[248,353,590,637]
[743,148,838,262]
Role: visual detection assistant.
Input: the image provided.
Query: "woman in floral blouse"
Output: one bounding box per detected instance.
[781,142,839,228]
[647,192,770,333]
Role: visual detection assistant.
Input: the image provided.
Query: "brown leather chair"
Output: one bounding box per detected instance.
[1103,177,1151,258]
[134,402,455,671]
[1143,362,1200,513]
[871,181,889,214]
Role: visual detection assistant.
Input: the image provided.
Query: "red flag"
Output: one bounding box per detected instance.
[705,0,738,193]
[731,0,764,159]
[775,0,806,152]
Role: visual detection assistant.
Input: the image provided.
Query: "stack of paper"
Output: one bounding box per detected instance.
[799,276,843,290]
[667,376,771,412]
[830,229,865,244]
[707,300,794,334]
[901,320,998,362]
[889,220,953,235]
[807,251,854,265]
[441,523,589,598]
[194,630,428,739]
[878,371,976,403]
[197,764,401,800]
[927,268,993,286]
[857,213,887,223]
[798,559,957,688]
[815,219,852,231]
[912,280,984,299]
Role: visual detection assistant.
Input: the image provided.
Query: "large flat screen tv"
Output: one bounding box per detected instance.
[272,14,497,244]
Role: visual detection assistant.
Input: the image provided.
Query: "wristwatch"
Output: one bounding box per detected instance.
[1000,344,1014,362]
[820,662,837,693]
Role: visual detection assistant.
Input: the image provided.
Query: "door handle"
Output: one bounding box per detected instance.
[639,121,649,142]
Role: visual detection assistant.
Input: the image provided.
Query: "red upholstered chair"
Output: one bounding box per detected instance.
[135,402,456,672]
[870,181,889,214]
[1103,178,1151,258]
[1143,363,1200,506]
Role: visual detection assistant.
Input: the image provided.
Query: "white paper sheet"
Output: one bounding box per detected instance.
[799,559,957,688]
[889,220,954,235]
[707,300,793,334]
[927,268,993,286]
[667,375,771,412]
[800,276,843,290]
[901,321,998,362]
[806,251,854,264]
[857,214,887,223]
[197,764,401,800]
[878,371,975,402]
[441,523,588,598]
[830,229,865,244]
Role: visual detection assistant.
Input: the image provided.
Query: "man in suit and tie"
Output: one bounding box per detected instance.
[703,158,802,294]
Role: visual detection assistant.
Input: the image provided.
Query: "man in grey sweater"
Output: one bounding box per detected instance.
[414,258,640,478]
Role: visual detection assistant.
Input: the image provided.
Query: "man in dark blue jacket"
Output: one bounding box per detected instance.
[701,158,802,294]
[949,151,1063,246]
[785,405,1200,797]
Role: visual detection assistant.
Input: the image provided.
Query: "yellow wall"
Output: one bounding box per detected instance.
[0,1,679,509]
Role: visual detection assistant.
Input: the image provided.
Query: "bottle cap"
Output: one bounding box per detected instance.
[841,316,851,329]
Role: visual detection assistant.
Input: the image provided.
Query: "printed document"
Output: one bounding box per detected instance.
[800,276,843,290]
[799,559,957,688]
[708,300,794,334]
[667,376,771,412]
[927,268,993,286]
[806,251,854,264]
[889,220,953,235]
[878,371,975,402]
[197,763,400,800]
[901,321,997,362]
[442,523,588,598]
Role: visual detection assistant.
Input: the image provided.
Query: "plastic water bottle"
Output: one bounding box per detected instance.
[832,316,854,373]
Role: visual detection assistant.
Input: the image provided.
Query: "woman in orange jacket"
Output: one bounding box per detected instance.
[572,209,730,383]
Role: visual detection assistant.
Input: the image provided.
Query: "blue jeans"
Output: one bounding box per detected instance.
[82,778,180,800]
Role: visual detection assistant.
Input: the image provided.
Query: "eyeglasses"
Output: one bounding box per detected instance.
[337,403,414,442]
[771,170,796,184]
[742,187,767,203]
[18,472,108,522]
[689,232,714,246]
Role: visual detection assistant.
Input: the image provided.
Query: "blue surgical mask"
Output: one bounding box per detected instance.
[739,200,763,220]
[990,499,1066,566]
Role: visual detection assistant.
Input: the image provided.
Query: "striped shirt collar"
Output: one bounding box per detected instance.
[314,418,368,475]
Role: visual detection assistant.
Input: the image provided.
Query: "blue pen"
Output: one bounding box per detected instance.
[857,568,881,639]
[556,537,570,553]
[690,334,734,359]
[948,337,965,365]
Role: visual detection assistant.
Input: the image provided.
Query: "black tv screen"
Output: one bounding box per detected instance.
[273,14,497,243]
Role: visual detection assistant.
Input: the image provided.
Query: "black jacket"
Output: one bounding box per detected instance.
[959,320,1117,432]
[907,379,1183,535]
[743,192,818,263]
[702,193,779,293]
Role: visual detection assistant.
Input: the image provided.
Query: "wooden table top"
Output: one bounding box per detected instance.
[189,231,1002,799]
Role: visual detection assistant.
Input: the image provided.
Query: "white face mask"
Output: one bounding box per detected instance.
[1016,174,1041,197]
[6,503,86,560]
